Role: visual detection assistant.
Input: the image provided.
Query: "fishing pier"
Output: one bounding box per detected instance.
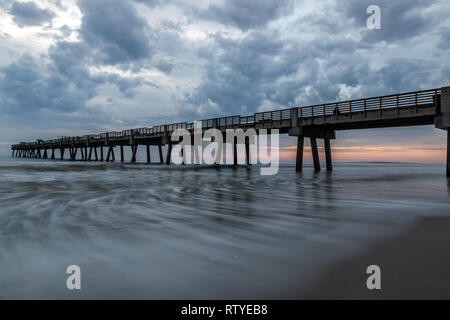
[11,87,450,176]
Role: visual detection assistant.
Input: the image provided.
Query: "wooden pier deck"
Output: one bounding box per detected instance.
[11,86,450,176]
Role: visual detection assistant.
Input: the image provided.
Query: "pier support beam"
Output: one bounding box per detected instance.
[120,146,124,162]
[51,149,55,160]
[60,148,65,160]
[166,144,172,165]
[180,144,186,164]
[310,137,320,172]
[245,140,251,165]
[233,140,238,166]
[324,138,333,171]
[94,147,98,161]
[447,129,450,177]
[158,145,164,164]
[43,149,48,159]
[146,145,151,164]
[100,147,104,161]
[296,136,304,172]
[70,148,77,161]
[131,145,138,163]
[106,146,115,162]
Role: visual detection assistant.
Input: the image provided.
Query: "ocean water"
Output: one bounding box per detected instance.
[0,157,449,299]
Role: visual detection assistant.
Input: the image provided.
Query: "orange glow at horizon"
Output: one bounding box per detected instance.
[277,143,447,163]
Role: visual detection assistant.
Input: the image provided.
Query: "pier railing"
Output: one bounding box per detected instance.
[297,88,441,119]
[12,88,441,148]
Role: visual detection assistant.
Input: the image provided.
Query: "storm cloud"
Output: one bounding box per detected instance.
[0,0,449,148]
[9,1,55,27]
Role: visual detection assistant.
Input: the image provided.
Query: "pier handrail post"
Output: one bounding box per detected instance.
[415,92,418,113]
[396,94,400,116]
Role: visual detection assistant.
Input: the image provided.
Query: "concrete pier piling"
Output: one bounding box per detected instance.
[296,136,304,172]
[310,137,320,172]
[158,145,164,164]
[324,138,332,172]
[166,144,172,165]
[131,145,137,163]
[447,129,450,177]
[146,145,151,164]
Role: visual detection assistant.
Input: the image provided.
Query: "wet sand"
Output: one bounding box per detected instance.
[303,216,450,299]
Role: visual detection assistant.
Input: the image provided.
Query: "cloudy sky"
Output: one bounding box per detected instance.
[0,0,449,161]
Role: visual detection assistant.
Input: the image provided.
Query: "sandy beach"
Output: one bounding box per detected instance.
[303,216,450,299]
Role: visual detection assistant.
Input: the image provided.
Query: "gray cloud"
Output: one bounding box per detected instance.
[0,53,97,114]
[78,0,153,66]
[182,28,368,118]
[193,0,294,31]
[9,1,55,27]
[0,0,163,120]
[180,0,450,120]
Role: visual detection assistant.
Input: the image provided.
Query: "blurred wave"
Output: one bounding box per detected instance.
[0,159,449,298]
